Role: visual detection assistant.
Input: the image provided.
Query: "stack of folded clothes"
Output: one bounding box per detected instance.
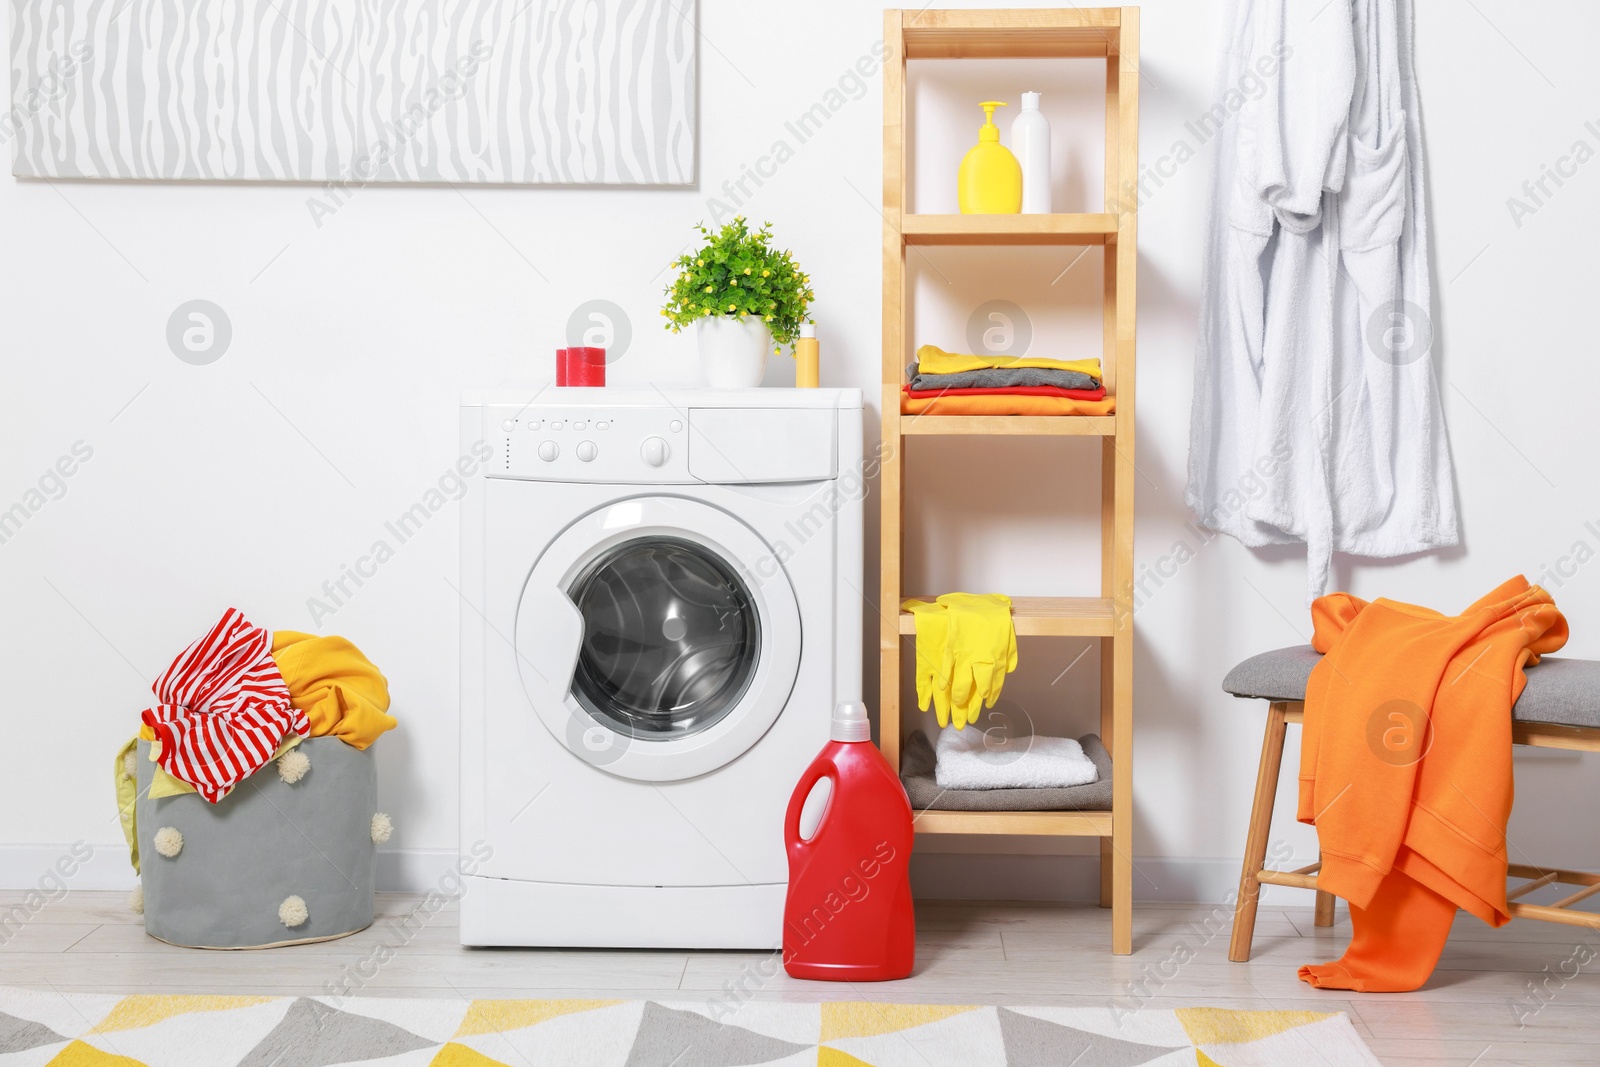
[901,344,1115,417]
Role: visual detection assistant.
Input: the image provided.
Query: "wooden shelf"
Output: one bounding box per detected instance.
[881,7,1138,955]
[900,414,1117,436]
[901,213,1119,245]
[903,8,1125,59]
[913,809,1113,836]
[900,596,1115,637]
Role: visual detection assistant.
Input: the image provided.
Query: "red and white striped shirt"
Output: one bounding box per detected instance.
[141,608,308,803]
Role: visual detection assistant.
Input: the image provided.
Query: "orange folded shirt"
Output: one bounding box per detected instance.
[1297,576,1567,991]
[900,391,1115,418]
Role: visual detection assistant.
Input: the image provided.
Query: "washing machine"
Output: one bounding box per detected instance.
[458,387,863,948]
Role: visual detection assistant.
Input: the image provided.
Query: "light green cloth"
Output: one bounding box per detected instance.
[114,737,140,874]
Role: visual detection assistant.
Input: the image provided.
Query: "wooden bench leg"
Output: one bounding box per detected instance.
[1314,886,1336,927]
[1229,701,1290,963]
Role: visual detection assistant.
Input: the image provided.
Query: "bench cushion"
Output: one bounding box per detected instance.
[1223,645,1600,729]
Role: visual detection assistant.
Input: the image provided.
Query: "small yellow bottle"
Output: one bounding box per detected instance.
[794,322,819,388]
[957,101,1023,214]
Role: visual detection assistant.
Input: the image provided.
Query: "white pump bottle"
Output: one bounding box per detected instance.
[1013,91,1052,214]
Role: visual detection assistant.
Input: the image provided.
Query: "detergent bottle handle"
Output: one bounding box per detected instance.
[785,754,838,863]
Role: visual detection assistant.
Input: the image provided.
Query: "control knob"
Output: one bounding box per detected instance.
[640,437,670,467]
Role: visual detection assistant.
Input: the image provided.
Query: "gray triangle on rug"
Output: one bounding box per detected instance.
[997,1007,1185,1067]
[235,997,436,1067]
[623,1002,811,1067]
[0,1009,66,1055]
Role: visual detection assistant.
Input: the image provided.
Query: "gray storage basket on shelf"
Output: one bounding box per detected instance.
[135,736,378,949]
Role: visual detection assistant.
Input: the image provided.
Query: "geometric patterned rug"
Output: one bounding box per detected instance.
[0,988,1382,1066]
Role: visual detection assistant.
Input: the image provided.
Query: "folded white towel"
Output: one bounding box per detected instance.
[933,725,1098,790]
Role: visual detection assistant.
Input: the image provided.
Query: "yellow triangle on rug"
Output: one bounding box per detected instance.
[93,995,275,1034]
[1176,1006,1332,1046]
[429,1042,510,1066]
[820,1001,979,1041]
[453,998,619,1038]
[44,1041,147,1066]
[817,1047,878,1067]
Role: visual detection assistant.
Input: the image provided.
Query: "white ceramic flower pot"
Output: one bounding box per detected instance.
[697,315,771,388]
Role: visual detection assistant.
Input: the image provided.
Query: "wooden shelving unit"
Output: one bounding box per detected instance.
[880,7,1138,955]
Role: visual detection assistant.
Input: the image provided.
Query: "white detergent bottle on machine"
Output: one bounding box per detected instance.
[1013,91,1052,214]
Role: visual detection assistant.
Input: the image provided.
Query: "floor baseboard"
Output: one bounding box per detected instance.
[0,845,1322,906]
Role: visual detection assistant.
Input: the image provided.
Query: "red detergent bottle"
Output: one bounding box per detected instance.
[783,701,915,981]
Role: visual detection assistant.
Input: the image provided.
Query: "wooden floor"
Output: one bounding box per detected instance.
[3,891,1596,1065]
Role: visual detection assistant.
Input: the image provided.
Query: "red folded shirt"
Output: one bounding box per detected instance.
[902,383,1107,401]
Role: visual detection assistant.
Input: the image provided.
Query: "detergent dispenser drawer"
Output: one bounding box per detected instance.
[687,408,837,484]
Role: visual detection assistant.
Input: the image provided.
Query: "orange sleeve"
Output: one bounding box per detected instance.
[1310,593,1368,654]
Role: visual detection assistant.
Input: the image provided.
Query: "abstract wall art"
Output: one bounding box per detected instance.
[7,0,697,184]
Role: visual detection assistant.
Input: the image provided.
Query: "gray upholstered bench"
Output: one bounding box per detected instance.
[1222,645,1600,962]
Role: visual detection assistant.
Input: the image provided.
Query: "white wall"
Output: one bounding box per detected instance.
[4,0,1599,904]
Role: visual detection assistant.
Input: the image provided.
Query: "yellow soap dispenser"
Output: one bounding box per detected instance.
[958,101,1023,214]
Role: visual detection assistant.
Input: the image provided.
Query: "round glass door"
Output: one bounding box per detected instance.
[514,495,802,782]
[568,536,761,739]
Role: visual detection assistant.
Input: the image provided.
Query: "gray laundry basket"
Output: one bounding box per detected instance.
[135,737,378,949]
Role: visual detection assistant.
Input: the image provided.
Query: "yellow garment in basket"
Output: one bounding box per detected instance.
[271,631,394,750]
[915,344,1103,378]
[900,593,1017,729]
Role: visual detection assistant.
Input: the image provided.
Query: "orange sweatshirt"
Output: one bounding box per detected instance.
[1298,577,1567,926]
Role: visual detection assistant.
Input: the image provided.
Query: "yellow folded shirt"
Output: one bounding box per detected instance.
[916,344,1103,378]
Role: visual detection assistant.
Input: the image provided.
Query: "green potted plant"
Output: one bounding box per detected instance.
[662,218,814,388]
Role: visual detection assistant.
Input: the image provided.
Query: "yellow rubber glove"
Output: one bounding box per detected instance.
[901,599,953,728]
[937,593,1017,729]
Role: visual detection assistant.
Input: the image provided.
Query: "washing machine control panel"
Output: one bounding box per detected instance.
[486,405,692,483]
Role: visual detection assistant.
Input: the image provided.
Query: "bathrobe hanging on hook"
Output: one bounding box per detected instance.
[1185,0,1458,601]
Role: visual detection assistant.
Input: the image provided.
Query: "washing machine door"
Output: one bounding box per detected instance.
[515,495,802,782]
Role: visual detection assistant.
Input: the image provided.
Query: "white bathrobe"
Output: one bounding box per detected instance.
[1186,0,1458,600]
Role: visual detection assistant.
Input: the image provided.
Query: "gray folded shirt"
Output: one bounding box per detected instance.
[906,362,1100,392]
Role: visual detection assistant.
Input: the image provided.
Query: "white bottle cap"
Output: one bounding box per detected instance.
[831,701,872,742]
[800,322,816,338]
[1021,91,1041,109]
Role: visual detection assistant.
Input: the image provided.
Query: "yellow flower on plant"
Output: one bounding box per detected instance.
[727,303,737,311]
[762,270,770,277]
[744,268,752,275]
[704,285,713,292]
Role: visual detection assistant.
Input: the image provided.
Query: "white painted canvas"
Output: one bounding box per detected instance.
[6,0,697,184]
